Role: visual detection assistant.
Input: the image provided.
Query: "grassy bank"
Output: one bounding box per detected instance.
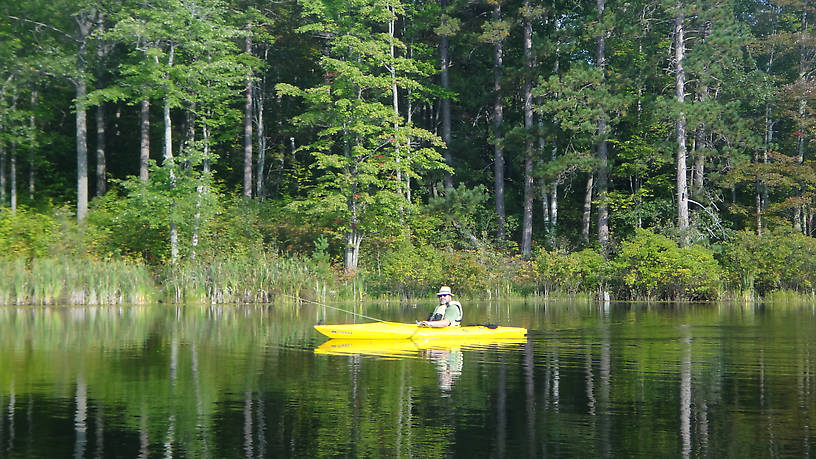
[0,257,157,305]
[3,251,816,306]
[4,206,816,305]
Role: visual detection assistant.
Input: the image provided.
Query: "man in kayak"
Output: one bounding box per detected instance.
[417,286,462,327]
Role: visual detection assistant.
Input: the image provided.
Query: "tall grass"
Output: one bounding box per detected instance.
[0,257,158,305]
[160,252,349,304]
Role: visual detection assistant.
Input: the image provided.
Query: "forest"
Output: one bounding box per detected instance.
[2,0,816,303]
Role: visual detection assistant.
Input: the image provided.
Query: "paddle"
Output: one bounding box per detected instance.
[468,323,498,329]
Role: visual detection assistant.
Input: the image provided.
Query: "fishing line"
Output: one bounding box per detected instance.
[283,294,385,323]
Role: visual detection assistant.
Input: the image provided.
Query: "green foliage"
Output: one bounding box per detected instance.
[427,184,496,248]
[439,250,488,298]
[716,228,816,295]
[0,208,60,259]
[611,229,721,300]
[532,248,608,295]
[277,0,448,271]
[87,160,221,263]
[376,235,443,296]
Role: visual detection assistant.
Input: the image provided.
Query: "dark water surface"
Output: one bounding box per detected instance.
[1,300,815,458]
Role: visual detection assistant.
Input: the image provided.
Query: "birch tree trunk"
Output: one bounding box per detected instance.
[596,0,609,252]
[674,5,689,245]
[582,174,594,243]
[343,122,362,273]
[440,0,453,189]
[10,95,16,213]
[389,6,403,197]
[794,9,809,232]
[758,103,774,236]
[255,47,269,201]
[95,103,106,196]
[75,13,93,223]
[406,42,414,202]
[550,37,561,234]
[243,28,253,198]
[29,91,36,201]
[492,1,506,240]
[0,138,5,207]
[163,45,178,262]
[520,0,534,258]
[140,98,150,182]
[539,131,549,233]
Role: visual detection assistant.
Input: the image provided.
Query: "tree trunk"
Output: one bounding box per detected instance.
[674,6,689,244]
[521,0,534,259]
[163,45,178,262]
[140,98,150,182]
[440,0,453,189]
[582,174,594,243]
[76,80,89,223]
[550,37,561,235]
[345,219,362,273]
[95,102,106,196]
[389,6,403,198]
[167,96,178,263]
[406,43,414,203]
[795,9,808,232]
[492,1,506,240]
[74,13,94,223]
[550,181,558,230]
[29,91,36,201]
[795,98,806,232]
[755,174,763,236]
[255,47,269,201]
[596,0,609,252]
[10,94,17,213]
[0,139,5,207]
[692,128,705,197]
[10,149,15,212]
[540,182,550,230]
[163,102,172,162]
[344,122,362,274]
[243,28,253,198]
[691,20,711,200]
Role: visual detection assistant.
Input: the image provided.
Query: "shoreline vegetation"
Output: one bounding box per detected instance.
[3,206,816,306]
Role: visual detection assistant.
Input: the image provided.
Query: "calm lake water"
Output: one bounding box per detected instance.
[1,300,815,458]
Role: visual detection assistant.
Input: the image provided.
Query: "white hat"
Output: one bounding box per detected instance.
[436,286,454,296]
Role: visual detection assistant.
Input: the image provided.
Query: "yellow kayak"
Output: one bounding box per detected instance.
[315,337,526,357]
[313,321,527,340]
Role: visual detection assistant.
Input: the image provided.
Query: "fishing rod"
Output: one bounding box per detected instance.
[282,294,385,323]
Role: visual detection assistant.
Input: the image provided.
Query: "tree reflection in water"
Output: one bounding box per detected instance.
[0,302,816,457]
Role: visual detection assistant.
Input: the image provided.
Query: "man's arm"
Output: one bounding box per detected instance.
[417,318,451,328]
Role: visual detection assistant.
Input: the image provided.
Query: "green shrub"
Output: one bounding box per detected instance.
[0,208,60,259]
[532,248,608,295]
[440,250,489,297]
[375,237,444,297]
[716,228,816,295]
[611,228,721,300]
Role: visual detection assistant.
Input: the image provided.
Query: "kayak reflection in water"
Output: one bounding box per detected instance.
[425,348,464,395]
[417,286,463,328]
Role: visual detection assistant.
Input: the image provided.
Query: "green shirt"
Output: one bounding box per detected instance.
[431,301,462,325]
